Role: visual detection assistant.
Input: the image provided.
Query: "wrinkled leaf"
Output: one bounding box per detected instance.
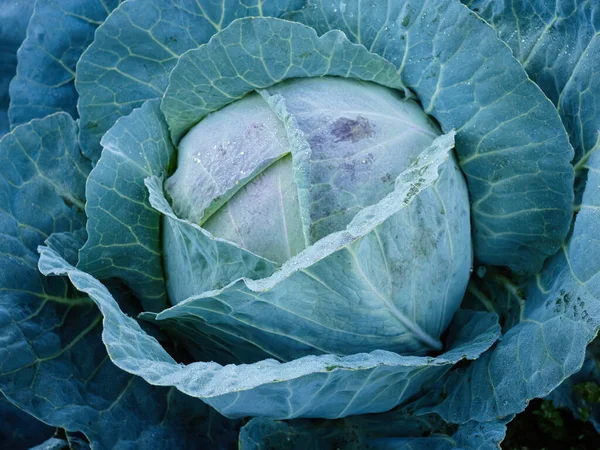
[78,100,173,312]
[8,0,121,127]
[428,149,600,423]
[548,337,600,431]
[0,0,33,135]
[463,0,600,166]
[0,114,239,449]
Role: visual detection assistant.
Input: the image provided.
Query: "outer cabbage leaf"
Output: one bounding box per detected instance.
[38,136,499,419]
[399,0,600,425]
[76,0,306,161]
[0,115,239,449]
[426,148,600,423]
[0,393,54,449]
[0,0,33,136]
[0,113,89,245]
[239,413,507,450]
[78,100,173,312]
[8,0,121,127]
[38,245,502,419]
[463,0,600,166]
[547,337,600,431]
[288,0,574,274]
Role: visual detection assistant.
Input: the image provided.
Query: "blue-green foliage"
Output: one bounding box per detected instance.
[1,0,600,448]
[0,393,53,449]
[463,0,600,166]
[78,100,173,313]
[427,149,600,422]
[419,0,600,424]
[0,0,33,136]
[8,0,121,128]
[548,337,600,432]
[239,413,507,449]
[0,114,240,449]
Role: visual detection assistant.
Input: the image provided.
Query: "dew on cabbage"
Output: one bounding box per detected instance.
[165,76,472,355]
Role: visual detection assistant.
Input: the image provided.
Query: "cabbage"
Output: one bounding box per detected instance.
[0,0,598,448]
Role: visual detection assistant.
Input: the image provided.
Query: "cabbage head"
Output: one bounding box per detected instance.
[0,0,598,449]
